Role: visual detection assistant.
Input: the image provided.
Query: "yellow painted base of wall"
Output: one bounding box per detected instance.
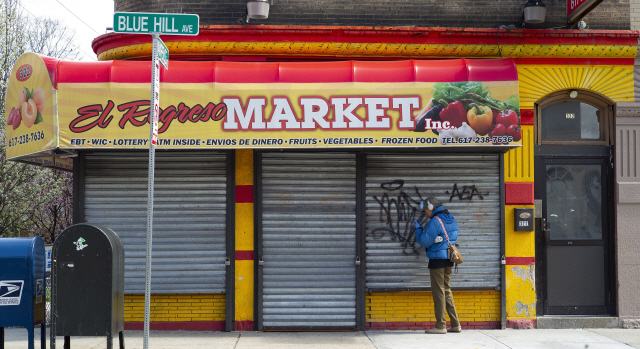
[506,265,537,319]
[367,290,500,323]
[235,260,254,321]
[124,294,225,322]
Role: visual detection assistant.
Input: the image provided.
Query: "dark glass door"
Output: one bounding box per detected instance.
[536,157,611,315]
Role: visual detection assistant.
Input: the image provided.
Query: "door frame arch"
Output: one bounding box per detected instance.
[534,89,615,147]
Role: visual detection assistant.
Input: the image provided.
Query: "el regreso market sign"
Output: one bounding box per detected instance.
[5,55,521,159]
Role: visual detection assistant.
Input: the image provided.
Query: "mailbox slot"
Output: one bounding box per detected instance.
[515,208,534,231]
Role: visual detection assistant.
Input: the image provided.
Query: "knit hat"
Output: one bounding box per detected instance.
[420,196,442,211]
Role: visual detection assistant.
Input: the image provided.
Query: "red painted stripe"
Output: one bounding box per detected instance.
[236,185,254,204]
[506,319,537,329]
[125,321,225,331]
[56,59,518,84]
[521,116,534,126]
[505,182,535,205]
[520,110,534,125]
[236,250,254,261]
[235,320,254,331]
[506,257,535,265]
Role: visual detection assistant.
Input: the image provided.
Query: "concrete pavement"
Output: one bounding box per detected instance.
[2,327,640,349]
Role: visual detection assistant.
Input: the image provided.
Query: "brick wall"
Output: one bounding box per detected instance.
[632,0,640,30]
[114,0,629,30]
[124,294,225,322]
[367,290,501,330]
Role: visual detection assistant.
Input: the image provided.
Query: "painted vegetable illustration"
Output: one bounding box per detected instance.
[496,109,519,128]
[467,104,493,136]
[438,122,477,145]
[430,81,520,139]
[507,125,522,142]
[438,99,467,128]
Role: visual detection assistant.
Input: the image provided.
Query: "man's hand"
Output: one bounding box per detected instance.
[414,219,421,229]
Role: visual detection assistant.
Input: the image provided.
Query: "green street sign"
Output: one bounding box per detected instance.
[157,37,169,69]
[113,12,199,35]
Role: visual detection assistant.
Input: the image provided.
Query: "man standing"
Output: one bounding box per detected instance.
[414,196,461,334]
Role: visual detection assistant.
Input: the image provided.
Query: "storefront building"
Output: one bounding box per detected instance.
[5,0,640,331]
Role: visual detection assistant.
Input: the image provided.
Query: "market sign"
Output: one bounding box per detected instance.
[113,12,199,35]
[56,80,521,149]
[567,0,604,24]
[4,56,523,160]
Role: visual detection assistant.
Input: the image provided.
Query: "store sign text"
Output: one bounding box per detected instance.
[568,0,588,14]
[67,96,454,134]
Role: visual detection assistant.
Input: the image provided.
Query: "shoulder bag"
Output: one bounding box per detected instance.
[434,216,463,265]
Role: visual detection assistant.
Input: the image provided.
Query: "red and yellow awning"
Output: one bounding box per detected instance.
[5,53,521,161]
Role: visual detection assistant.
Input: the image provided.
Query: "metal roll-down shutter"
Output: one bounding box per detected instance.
[260,152,356,329]
[366,153,501,290]
[83,151,227,294]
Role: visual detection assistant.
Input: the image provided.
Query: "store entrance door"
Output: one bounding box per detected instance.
[535,157,612,315]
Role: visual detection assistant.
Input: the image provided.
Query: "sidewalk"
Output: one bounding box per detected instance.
[3,327,640,349]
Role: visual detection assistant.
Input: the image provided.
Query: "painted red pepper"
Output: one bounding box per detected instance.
[438,100,468,128]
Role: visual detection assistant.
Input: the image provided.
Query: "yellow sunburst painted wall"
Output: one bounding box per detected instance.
[518,65,634,109]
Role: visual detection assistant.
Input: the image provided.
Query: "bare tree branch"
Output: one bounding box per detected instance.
[0,0,77,239]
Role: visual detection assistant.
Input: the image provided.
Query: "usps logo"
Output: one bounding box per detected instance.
[0,280,24,306]
[36,279,43,304]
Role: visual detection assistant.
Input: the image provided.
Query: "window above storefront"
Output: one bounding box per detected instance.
[541,101,601,141]
[535,90,613,146]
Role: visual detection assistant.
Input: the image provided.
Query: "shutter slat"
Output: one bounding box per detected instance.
[84,151,227,294]
[366,153,501,290]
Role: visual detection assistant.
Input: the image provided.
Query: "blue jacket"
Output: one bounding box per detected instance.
[415,206,458,260]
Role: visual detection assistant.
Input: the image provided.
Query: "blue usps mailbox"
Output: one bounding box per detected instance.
[0,237,46,349]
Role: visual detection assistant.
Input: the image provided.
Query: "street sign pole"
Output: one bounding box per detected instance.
[143,33,162,349]
[113,12,194,349]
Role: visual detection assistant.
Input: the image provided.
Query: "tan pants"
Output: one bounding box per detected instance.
[429,266,460,329]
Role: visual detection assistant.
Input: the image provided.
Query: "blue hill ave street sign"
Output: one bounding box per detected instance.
[113,12,199,35]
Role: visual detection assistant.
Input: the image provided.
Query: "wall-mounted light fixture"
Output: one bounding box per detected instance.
[247,0,271,20]
[524,0,546,24]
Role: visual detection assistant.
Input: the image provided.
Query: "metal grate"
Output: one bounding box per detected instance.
[83,151,227,294]
[260,152,357,329]
[365,153,501,291]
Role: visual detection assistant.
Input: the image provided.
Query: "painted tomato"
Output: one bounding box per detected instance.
[496,109,519,128]
[488,123,506,138]
[489,124,507,144]
[507,125,522,142]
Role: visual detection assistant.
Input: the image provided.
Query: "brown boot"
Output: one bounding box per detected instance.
[447,326,462,333]
[425,328,447,334]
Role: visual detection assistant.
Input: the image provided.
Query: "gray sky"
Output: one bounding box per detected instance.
[21,0,115,61]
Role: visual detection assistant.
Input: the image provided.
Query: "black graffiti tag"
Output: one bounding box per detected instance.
[372,180,425,256]
[445,183,485,202]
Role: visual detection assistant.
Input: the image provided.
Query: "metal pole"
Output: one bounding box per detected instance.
[143,33,160,349]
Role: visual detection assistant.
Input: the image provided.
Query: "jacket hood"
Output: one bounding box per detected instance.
[431,206,455,223]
